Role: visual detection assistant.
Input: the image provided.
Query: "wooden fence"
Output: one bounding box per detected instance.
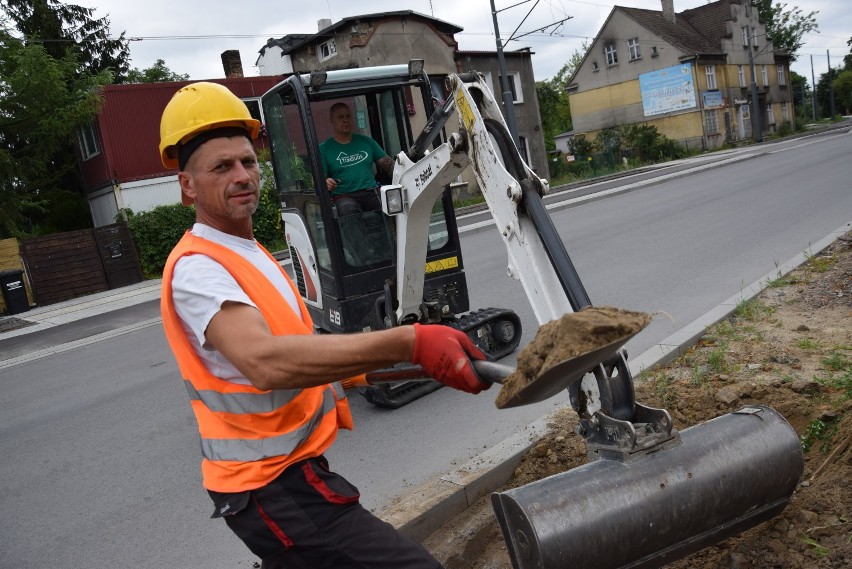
[17,223,143,309]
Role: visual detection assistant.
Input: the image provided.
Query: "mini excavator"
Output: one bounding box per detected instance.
[260,62,804,568]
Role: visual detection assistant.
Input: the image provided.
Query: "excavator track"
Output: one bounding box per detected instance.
[359,307,522,409]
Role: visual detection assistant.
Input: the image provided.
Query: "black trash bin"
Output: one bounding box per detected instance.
[0,268,30,315]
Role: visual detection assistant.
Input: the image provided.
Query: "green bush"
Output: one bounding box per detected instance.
[595,127,623,153]
[125,204,196,277]
[255,149,284,248]
[568,135,594,157]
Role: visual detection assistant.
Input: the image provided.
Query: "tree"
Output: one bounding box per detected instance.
[1,0,129,80]
[535,42,588,151]
[0,1,130,237]
[844,37,852,71]
[814,67,840,119]
[752,0,818,60]
[0,22,110,237]
[832,69,852,116]
[789,71,811,118]
[127,59,190,83]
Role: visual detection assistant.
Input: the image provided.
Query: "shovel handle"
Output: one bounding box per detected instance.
[472,360,513,385]
[364,360,514,386]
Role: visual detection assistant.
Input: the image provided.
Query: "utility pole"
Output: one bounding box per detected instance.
[810,55,818,121]
[488,1,572,149]
[746,26,762,142]
[490,0,521,147]
[827,50,836,120]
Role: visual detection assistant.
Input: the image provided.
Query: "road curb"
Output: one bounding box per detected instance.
[385,219,852,542]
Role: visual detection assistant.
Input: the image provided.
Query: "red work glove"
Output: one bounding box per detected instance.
[411,323,489,394]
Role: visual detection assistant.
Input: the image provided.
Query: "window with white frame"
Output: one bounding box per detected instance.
[704,110,720,134]
[241,98,264,125]
[776,65,786,86]
[761,65,768,87]
[628,38,641,60]
[738,65,746,87]
[77,123,100,160]
[604,43,618,66]
[319,38,337,62]
[592,61,599,71]
[705,65,717,89]
[781,102,789,121]
[766,103,775,125]
[742,26,758,48]
[498,72,524,104]
[485,71,524,104]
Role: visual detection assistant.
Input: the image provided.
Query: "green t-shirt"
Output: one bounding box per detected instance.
[319,134,387,195]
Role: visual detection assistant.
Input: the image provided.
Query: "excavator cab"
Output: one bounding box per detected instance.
[262,64,466,333]
[261,63,521,407]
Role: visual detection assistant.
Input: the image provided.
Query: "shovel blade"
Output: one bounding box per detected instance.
[496,330,641,409]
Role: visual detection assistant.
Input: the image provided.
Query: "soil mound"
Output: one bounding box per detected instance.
[495,306,651,408]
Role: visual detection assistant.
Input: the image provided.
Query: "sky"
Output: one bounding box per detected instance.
[75,0,849,86]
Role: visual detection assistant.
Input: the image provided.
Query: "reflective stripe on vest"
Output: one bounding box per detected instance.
[200,388,336,462]
[184,380,303,414]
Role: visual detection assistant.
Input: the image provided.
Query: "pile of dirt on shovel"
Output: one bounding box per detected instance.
[494,306,652,408]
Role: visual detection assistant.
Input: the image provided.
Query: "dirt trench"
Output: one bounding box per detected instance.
[423,230,852,569]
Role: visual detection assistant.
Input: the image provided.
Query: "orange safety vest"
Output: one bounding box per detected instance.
[161,232,354,492]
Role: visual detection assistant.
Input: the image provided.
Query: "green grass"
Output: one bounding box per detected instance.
[799,536,830,557]
[817,352,852,400]
[803,250,837,273]
[689,365,709,385]
[796,338,822,350]
[711,319,740,339]
[642,370,678,408]
[734,298,774,321]
[801,417,839,453]
[706,346,730,374]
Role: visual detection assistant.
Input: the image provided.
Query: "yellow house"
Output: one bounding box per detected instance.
[567,0,794,150]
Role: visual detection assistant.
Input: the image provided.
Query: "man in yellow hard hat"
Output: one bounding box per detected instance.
[158,81,486,568]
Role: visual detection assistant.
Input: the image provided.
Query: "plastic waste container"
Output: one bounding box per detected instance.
[0,268,30,315]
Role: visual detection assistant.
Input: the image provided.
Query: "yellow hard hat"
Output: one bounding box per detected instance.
[159,82,261,170]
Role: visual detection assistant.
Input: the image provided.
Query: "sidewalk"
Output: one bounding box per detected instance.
[0,278,162,340]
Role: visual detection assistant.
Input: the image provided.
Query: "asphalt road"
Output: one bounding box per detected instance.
[1,127,850,568]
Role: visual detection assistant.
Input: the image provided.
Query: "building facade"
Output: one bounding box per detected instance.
[455,48,549,179]
[257,10,549,188]
[567,0,793,150]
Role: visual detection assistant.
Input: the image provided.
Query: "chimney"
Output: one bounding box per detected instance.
[221,50,244,78]
[318,18,332,31]
[661,0,676,24]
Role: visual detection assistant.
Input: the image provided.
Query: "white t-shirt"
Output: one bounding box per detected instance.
[171,223,302,386]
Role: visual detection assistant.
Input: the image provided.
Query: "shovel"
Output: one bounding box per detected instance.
[364,327,641,408]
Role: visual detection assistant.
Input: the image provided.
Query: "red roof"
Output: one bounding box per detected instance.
[80,76,285,192]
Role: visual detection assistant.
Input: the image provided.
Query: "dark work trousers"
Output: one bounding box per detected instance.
[332,188,382,217]
[208,456,443,569]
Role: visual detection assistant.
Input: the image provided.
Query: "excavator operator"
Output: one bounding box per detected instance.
[158,82,488,569]
[321,102,394,216]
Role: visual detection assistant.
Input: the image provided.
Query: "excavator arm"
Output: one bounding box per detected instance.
[380,72,642,426]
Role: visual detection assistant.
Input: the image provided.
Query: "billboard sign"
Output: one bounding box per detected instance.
[639,63,697,117]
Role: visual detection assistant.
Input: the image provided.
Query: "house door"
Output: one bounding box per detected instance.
[737,104,751,140]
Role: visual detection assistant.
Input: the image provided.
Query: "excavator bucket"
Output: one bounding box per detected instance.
[491,405,804,569]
